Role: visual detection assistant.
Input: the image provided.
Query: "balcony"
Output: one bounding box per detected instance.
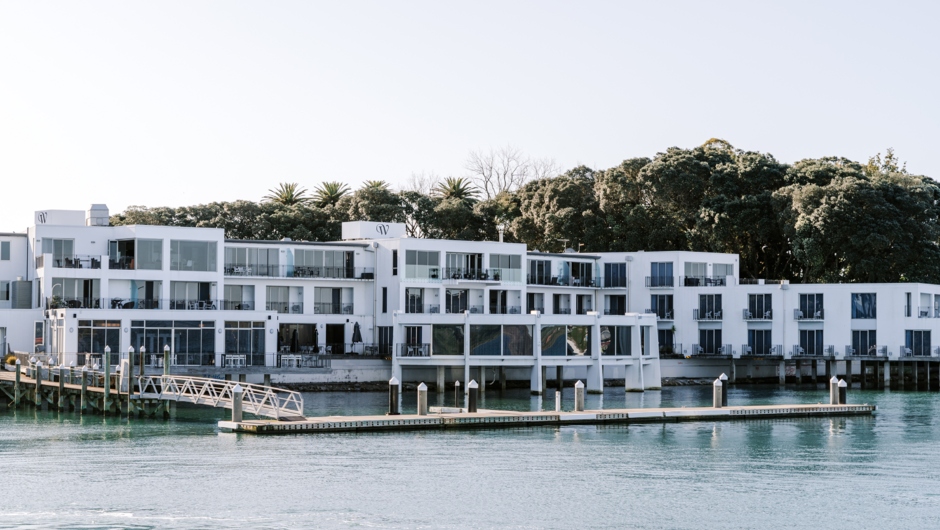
[645,276,674,288]
[680,276,726,287]
[404,305,441,314]
[490,305,522,315]
[645,309,673,320]
[46,297,104,310]
[690,343,732,356]
[44,255,103,270]
[313,303,354,315]
[791,344,836,356]
[604,309,625,315]
[743,309,772,320]
[554,308,572,315]
[575,306,593,315]
[794,308,824,320]
[693,309,722,321]
[740,344,784,356]
[266,301,304,314]
[917,306,932,318]
[397,343,432,357]
[222,300,256,310]
[224,265,375,280]
[108,298,162,310]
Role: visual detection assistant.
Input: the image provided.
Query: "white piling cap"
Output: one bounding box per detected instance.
[140,346,146,353]
[104,346,110,353]
[575,380,584,388]
[417,382,427,391]
[15,359,20,365]
[128,346,135,353]
[37,361,42,368]
[455,380,461,386]
[70,361,76,367]
[719,373,728,380]
[830,376,839,383]
[233,384,243,393]
[468,379,478,389]
[714,378,723,386]
[164,344,170,351]
[389,376,400,385]
[838,379,847,387]
[82,366,88,371]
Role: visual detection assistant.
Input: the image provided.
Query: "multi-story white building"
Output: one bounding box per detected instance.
[1,205,936,393]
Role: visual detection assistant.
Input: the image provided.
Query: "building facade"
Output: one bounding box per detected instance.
[1,205,936,392]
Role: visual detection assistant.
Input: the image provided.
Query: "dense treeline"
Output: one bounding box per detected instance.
[111,142,940,284]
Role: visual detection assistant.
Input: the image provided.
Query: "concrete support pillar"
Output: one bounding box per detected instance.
[530,364,542,395]
[437,366,445,393]
[795,360,802,385]
[845,360,853,388]
[556,366,564,391]
[860,361,868,390]
[777,361,785,385]
[913,361,920,391]
[729,360,736,384]
[238,374,246,384]
[263,374,271,388]
[586,359,604,394]
[747,362,754,382]
[883,361,890,390]
[499,366,506,391]
[541,366,547,395]
[463,363,470,398]
[811,360,818,384]
[825,360,833,380]
[479,366,486,394]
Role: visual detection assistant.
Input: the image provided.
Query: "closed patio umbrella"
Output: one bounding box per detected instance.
[352,322,362,343]
[313,326,319,354]
[291,329,299,353]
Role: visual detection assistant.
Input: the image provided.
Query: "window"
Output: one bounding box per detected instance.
[266,286,292,314]
[392,250,398,275]
[650,262,673,287]
[748,329,771,355]
[490,254,522,282]
[906,330,931,356]
[713,263,733,278]
[568,261,593,286]
[170,240,217,272]
[131,320,215,367]
[658,329,675,354]
[852,330,876,356]
[699,329,722,354]
[600,326,631,355]
[50,278,100,308]
[224,247,279,276]
[528,259,551,285]
[0,241,9,260]
[685,262,706,281]
[405,288,423,313]
[799,329,823,355]
[851,293,876,319]
[748,294,772,319]
[698,294,722,319]
[171,281,216,309]
[905,292,912,317]
[432,325,463,355]
[799,294,823,319]
[223,285,254,310]
[382,287,387,313]
[470,325,533,356]
[42,238,74,265]
[371,326,391,355]
[446,289,468,313]
[650,294,673,320]
[315,287,348,314]
[225,321,265,365]
[0,281,8,301]
[604,263,626,287]
[77,320,122,366]
[406,250,441,279]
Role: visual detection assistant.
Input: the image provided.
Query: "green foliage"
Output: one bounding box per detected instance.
[314,182,351,207]
[262,183,310,205]
[108,144,940,284]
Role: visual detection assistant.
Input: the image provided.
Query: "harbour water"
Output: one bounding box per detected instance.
[2,385,939,529]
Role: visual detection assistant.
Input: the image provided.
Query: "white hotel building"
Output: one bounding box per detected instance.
[1,205,938,392]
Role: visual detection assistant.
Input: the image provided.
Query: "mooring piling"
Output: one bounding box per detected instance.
[388,376,400,415]
[713,378,723,408]
[719,373,728,407]
[574,380,585,412]
[417,382,428,416]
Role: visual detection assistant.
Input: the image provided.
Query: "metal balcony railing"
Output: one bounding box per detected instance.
[224,265,374,279]
[554,308,572,315]
[490,305,522,315]
[46,297,104,310]
[743,309,773,320]
[108,298,161,310]
[900,345,930,357]
[680,276,726,287]
[313,303,354,315]
[917,306,932,318]
[645,308,673,320]
[45,255,103,269]
[222,300,255,310]
[275,353,331,368]
[468,305,484,314]
[397,343,431,357]
[604,309,625,315]
[693,308,722,321]
[794,308,824,320]
[266,301,303,314]
[645,276,674,288]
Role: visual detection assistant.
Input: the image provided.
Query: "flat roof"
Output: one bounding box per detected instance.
[225,239,370,248]
[527,251,600,259]
[0,233,27,237]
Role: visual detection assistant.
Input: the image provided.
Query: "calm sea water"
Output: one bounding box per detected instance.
[2,384,939,529]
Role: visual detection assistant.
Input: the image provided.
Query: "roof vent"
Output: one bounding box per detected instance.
[282,237,292,242]
[85,204,109,226]
[564,248,576,253]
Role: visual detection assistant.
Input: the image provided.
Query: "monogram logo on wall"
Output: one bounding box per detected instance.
[37,212,48,224]
[376,224,389,235]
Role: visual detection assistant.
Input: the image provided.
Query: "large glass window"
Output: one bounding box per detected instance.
[77,320,121,366]
[658,329,675,354]
[130,320,215,367]
[851,293,876,319]
[748,294,772,319]
[50,278,100,308]
[1,241,10,260]
[799,329,823,355]
[469,325,532,356]
[567,325,591,356]
[407,250,441,280]
[225,322,265,365]
[275,323,313,356]
[444,252,481,278]
[905,330,931,357]
[171,240,217,272]
[601,326,631,355]
[528,259,551,285]
[699,329,722,354]
[604,263,626,287]
[568,261,593,287]
[223,285,254,310]
[541,326,567,356]
[0,281,8,301]
[852,330,876,356]
[698,294,722,319]
[171,281,217,309]
[748,329,771,355]
[293,249,354,278]
[799,294,824,319]
[42,238,74,266]
[650,262,673,287]
[137,239,163,270]
[378,326,393,355]
[651,294,673,319]
[224,247,279,276]
[432,324,464,355]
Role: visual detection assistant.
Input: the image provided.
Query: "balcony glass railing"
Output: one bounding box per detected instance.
[680,276,726,287]
[397,343,432,357]
[693,309,722,320]
[266,301,304,314]
[645,308,673,320]
[743,309,773,320]
[225,265,374,279]
[645,276,674,288]
[313,303,354,315]
[489,305,522,315]
[794,308,824,320]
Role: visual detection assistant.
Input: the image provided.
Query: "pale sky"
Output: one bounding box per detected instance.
[1,1,937,230]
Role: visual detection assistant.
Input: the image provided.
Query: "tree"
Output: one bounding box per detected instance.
[344,187,409,223]
[362,180,390,190]
[464,144,560,200]
[313,182,350,207]
[433,177,480,206]
[262,183,310,205]
[402,171,441,195]
[110,205,182,227]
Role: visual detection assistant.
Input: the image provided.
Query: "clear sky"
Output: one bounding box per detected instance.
[1,1,937,230]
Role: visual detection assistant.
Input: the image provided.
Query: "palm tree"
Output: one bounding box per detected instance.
[433,177,480,205]
[362,180,390,191]
[314,181,351,207]
[262,183,310,206]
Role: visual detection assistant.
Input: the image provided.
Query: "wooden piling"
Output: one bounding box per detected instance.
[13,360,21,408]
[58,365,66,411]
[127,347,135,416]
[80,367,88,414]
[795,360,802,385]
[845,360,853,387]
[34,362,43,409]
[103,348,111,415]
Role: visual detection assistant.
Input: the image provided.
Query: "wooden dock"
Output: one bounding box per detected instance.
[219,403,876,434]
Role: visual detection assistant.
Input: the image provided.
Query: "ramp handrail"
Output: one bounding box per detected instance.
[137,375,304,419]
